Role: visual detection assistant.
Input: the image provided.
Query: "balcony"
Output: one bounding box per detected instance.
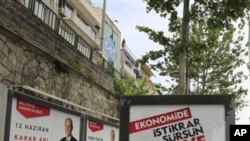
[63,16,100,49]
[123,63,136,78]
[70,0,99,28]
[60,1,100,48]
[15,0,121,79]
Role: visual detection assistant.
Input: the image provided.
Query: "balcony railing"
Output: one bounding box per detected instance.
[58,20,76,45]
[17,0,121,79]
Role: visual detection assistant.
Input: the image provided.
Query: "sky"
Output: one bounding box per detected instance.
[91,0,250,124]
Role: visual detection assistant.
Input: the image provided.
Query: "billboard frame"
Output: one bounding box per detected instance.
[4,89,83,141]
[84,115,119,141]
[119,95,235,141]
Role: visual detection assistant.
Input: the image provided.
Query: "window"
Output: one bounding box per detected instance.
[59,0,66,8]
[91,30,96,40]
[65,2,73,18]
[59,21,75,45]
[42,0,54,10]
[18,0,29,8]
[18,0,57,29]
[77,38,91,59]
[76,14,97,41]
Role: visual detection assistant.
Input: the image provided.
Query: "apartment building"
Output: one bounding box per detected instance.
[94,7,121,72]
[18,0,121,77]
[59,0,100,48]
[120,39,154,91]
[120,39,137,78]
[1,0,125,114]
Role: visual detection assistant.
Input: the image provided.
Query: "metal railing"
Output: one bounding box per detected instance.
[58,20,76,45]
[17,0,121,78]
[77,37,91,59]
[18,0,58,30]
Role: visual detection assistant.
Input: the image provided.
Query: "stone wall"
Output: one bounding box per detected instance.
[0,0,119,119]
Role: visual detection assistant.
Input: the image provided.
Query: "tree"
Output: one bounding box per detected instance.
[185,21,247,110]
[137,0,250,94]
[114,76,150,96]
[137,0,250,110]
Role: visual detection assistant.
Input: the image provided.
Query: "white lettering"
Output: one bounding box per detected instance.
[234,129,247,136]
[135,122,140,130]
[183,109,190,117]
[146,119,152,127]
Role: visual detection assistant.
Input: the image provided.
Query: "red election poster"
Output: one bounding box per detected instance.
[9,98,81,141]
[86,119,119,141]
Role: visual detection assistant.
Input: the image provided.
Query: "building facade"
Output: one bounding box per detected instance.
[120,39,138,78]
[94,7,121,73]
[120,39,154,92]
[0,0,121,122]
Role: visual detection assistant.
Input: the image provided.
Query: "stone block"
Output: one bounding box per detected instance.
[28,59,39,69]
[9,52,17,66]
[6,41,15,52]
[14,63,23,74]
[34,76,46,90]
[0,33,7,42]
[1,43,8,57]
[40,61,49,73]
[11,72,22,83]
[0,50,4,61]
[55,76,63,85]
[13,46,24,63]
[0,64,10,77]
[39,70,48,80]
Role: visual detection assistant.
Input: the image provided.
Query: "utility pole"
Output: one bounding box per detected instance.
[179,0,190,95]
[100,0,107,53]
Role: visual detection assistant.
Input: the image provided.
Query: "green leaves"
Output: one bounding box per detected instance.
[114,76,150,96]
[137,0,249,110]
[136,26,172,46]
[187,21,247,111]
[144,0,181,16]
[191,0,250,30]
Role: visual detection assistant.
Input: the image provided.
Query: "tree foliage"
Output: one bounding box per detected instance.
[137,0,250,110]
[143,0,250,31]
[114,76,150,96]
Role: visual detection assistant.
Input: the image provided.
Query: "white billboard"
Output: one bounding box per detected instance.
[129,105,225,141]
[86,118,119,141]
[119,95,234,141]
[8,98,81,141]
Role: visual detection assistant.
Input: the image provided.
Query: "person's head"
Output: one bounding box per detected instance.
[110,129,115,141]
[64,117,73,137]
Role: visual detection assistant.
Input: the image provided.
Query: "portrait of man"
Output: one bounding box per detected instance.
[110,129,115,141]
[60,117,77,141]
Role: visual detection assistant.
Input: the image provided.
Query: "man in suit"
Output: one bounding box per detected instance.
[60,117,77,141]
[110,129,115,141]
